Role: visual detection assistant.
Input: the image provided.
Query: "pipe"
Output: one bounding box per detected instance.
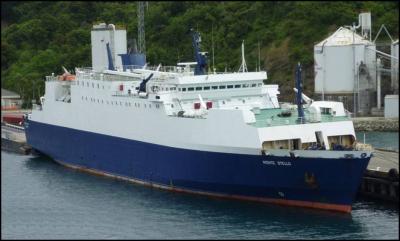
[366,46,398,60]
[377,58,382,109]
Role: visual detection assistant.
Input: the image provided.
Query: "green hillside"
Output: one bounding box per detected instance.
[1,1,398,107]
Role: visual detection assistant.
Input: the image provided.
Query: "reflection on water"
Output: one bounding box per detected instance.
[2,151,398,239]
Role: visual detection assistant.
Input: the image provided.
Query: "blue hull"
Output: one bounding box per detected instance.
[25,120,370,212]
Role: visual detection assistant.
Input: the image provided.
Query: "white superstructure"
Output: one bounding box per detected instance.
[29,60,365,159]
[28,23,369,159]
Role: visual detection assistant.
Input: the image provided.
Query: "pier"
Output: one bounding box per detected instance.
[1,123,398,204]
[1,123,31,155]
[358,148,399,202]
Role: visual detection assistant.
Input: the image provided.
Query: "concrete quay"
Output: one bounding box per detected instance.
[1,123,31,155]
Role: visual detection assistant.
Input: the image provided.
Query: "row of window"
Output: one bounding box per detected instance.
[76,80,262,94]
[81,96,160,109]
[179,83,262,92]
[77,80,110,90]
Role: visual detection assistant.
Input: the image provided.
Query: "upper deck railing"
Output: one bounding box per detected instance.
[251,108,351,128]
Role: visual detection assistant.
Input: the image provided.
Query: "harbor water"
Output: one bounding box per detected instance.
[356,131,399,151]
[2,132,399,239]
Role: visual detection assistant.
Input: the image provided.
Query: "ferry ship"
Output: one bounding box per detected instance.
[24,23,372,213]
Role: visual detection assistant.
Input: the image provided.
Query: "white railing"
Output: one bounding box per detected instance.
[45,76,76,85]
[76,67,93,74]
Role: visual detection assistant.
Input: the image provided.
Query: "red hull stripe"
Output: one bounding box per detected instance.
[55,159,352,213]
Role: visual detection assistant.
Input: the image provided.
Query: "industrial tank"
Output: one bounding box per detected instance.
[314,27,377,95]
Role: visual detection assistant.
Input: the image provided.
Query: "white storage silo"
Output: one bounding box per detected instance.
[91,23,127,72]
[314,26,377,114]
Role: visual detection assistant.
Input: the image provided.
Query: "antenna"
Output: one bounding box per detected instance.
[238,40,248,72]
[137,1,146,55]
[212,23,215,73]
[258,41,261,71]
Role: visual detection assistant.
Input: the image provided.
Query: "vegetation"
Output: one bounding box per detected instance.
[1,1,398,106]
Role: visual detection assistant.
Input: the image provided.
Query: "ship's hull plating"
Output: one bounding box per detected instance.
[25,119,370,213]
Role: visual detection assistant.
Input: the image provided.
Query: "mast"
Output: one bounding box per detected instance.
[296,62,305,123]
[137,1,146,55]
[212,24,215,73]
[238,40,248,72]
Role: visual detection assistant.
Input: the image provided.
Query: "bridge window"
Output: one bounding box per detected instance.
[227,85,233,89]
[204,86,210,90]
[182,88,186,92]
[251,83,257,87]
[321,107,332,115]
[188,87,194,91]
[196,87,202,91]
[235,84,241,88]
[219,85,226,89]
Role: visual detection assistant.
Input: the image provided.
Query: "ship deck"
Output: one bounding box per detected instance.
[251,108,350,128]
